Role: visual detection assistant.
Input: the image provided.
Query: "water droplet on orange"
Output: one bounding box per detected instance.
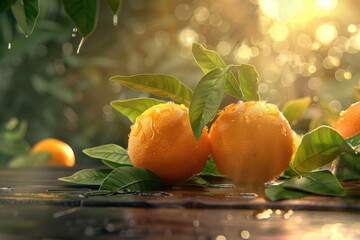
[132,122,142,137]
[140,132,146,142]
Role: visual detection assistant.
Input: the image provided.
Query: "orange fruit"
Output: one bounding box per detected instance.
[31,138,75,167]
[128,102,211,184]
[333,101,360,139]
[209,101,294,185]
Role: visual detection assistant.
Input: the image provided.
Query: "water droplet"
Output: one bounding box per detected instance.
[25,35,29,38]
[240,192,258,198]
[283,209,294,220]
[113,15,118,26]
[192,219,200,227]
[180,104,186,110]
[132,122,142,137]
[7,42,11,50]
[255,209,273,220]
[72,33,76,38]
[0,187,14,191]
[140,132,146,142]
[240,230,250,239]
[280,123,288,136]
[72,28,78,33]
[76,37,85,54]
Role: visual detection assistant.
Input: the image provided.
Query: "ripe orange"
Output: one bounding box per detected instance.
[209,101,294,185]
[333,101,360,139]
[31,138,75,167]
[128,102,211,184]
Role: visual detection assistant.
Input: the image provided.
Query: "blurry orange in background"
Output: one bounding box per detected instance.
[31,138,75,167]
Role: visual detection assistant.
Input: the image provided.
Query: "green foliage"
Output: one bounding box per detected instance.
[282,97,312,125]
[237,64,260,101]
[200,157,224,178]
[58,169,112,185]
[111,98,165,123]
[332,152,360,182]
[62,0,98,53]
[265,185,310,201]
[0,0,16,14]
[189,67,230,139]
[290,126,354,174]
[82,144,132,168]
[106,0,122,15]
[266,171,345,201]
[8,151,51,168]
[192,43,242,99]
[111,74,194,106]
[10,0,39,36]
[99,167,163,192]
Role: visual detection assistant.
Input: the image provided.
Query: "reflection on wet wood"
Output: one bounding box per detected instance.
[0,168,360,239]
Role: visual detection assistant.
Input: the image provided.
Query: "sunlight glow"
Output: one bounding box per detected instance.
[316,23,338,45]
[316,0,337,11]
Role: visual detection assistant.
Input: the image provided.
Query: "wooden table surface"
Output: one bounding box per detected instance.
[0,168,360,239]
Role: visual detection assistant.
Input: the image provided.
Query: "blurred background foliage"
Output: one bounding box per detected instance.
[0,0,360,166]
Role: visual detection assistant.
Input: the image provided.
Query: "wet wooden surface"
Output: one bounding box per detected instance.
[0,168,360,239]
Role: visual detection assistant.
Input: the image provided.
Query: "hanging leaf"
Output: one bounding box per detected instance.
[58,169,112,185]
[200,156,224,178]
[106,0,122,15]
[111,74,193,106]
[189,66,230,139]
[0,0,16,14]
[281,97,311,125]
[332,152,360,182]
[11,0,39,36]
[83,144,132,168]
[99,167,163,192]
[8,152,51,168]
[290,126,354,174]
[111,98,165,123]
[237,64,260,101]
[265,185,310,201]
[63,0,98,53]
[282,170,346,196]
[192,43,242,99]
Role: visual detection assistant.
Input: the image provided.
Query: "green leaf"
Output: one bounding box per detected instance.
[106,0,122,15]
[282,170,346,196]
[237,64,260,101]
[189,66,230,139]
[332,152,360,182]
[282,97,311,125]
[110,74,193,106]
[179,175,209,188]
[8,152,51,168]
[111,98,165,123]
[83,144,132,168]
[99,167,163,192]
[346,132,360,149]
[265,185,310,201]
[200,156,224,177]
[290,126,354,174]
[58,169,112,185]
[3,119,27,142]
[63,0,98,38]
[0,0,16,14]
[192,43,242,99]
[11,0,39,36]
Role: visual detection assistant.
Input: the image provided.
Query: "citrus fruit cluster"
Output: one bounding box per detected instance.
[128,101,294,185]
